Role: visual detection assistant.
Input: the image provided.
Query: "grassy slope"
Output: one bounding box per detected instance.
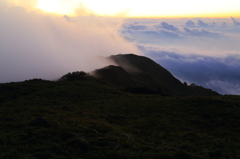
[0,78,240,159]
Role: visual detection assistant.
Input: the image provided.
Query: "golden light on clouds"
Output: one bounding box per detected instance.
[10,0,240,18]
[36,0,77,15]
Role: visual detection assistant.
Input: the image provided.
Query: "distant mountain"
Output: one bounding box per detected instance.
[92,54,219,96]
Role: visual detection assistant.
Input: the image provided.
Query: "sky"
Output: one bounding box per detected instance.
[1,0,240,94]
[32,0,240,18]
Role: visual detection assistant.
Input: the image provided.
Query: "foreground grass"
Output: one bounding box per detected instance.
[0,78,240,159]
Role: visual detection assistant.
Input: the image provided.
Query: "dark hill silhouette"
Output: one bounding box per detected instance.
[94,54,219,96]
[92,65,134,87]
[2,54,240,159]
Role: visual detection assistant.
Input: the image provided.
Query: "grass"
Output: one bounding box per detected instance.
[0,78,240,159]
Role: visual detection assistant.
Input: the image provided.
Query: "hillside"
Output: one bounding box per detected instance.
[91,65,134,88]
[0,77,239,159]
[94,54,219,96]
[0,54,239,159]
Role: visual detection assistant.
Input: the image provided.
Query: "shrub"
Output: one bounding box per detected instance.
[59,71,88,81]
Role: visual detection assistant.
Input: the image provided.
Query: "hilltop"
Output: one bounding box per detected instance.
[93,54,219,96]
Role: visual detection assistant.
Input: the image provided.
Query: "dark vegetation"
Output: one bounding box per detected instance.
[59,71,89,81]
[0,54,239,159]
[92,65,134,88]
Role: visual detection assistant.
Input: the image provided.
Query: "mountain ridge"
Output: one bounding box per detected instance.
[92,54,219,96]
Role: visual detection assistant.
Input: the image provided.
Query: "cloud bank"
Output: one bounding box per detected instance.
[120,18,240,94]
[155,22,179,31]
[0,4,139,83]
[139,45,240,95]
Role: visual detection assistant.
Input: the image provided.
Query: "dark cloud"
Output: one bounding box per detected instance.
[186,20,195,27]
[155,22,179,31]
[231,17,240,26]
[137,45,240,94]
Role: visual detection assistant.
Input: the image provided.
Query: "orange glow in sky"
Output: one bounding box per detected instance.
[8,0,240,18]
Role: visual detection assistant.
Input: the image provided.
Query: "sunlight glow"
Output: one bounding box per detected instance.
[36,0,77,15]
[34,0,240,18]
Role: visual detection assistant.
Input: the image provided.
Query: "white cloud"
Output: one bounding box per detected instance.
[0,6,140,83]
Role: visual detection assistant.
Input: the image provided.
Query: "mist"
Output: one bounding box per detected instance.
[0,5,140,83]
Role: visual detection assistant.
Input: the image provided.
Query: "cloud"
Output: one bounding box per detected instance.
[0,6,140,83]
[74,3,97,16]
[120,21,182,43]
[196,20,216,27]
[197,20,209,27]
[63,15,71,22]
[155,21,179,31]
[183,28,220,38]
[122,20,224,42]
[206,81,240,95]
[0,0,38,12]
[145,30,180,38]
[185,20,195,27]
[195,20,220,28]
[222,22,227,28]
[122,22,147,30]
[231,17,240,26]
[0,0,8,12]
[137,44,240,94]
[122,19,240,53]
[120,28,181,44]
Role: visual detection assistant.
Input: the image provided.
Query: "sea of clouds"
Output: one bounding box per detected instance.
[120,18,240,94]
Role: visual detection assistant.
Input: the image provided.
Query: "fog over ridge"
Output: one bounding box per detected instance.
[0,5,140,83]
